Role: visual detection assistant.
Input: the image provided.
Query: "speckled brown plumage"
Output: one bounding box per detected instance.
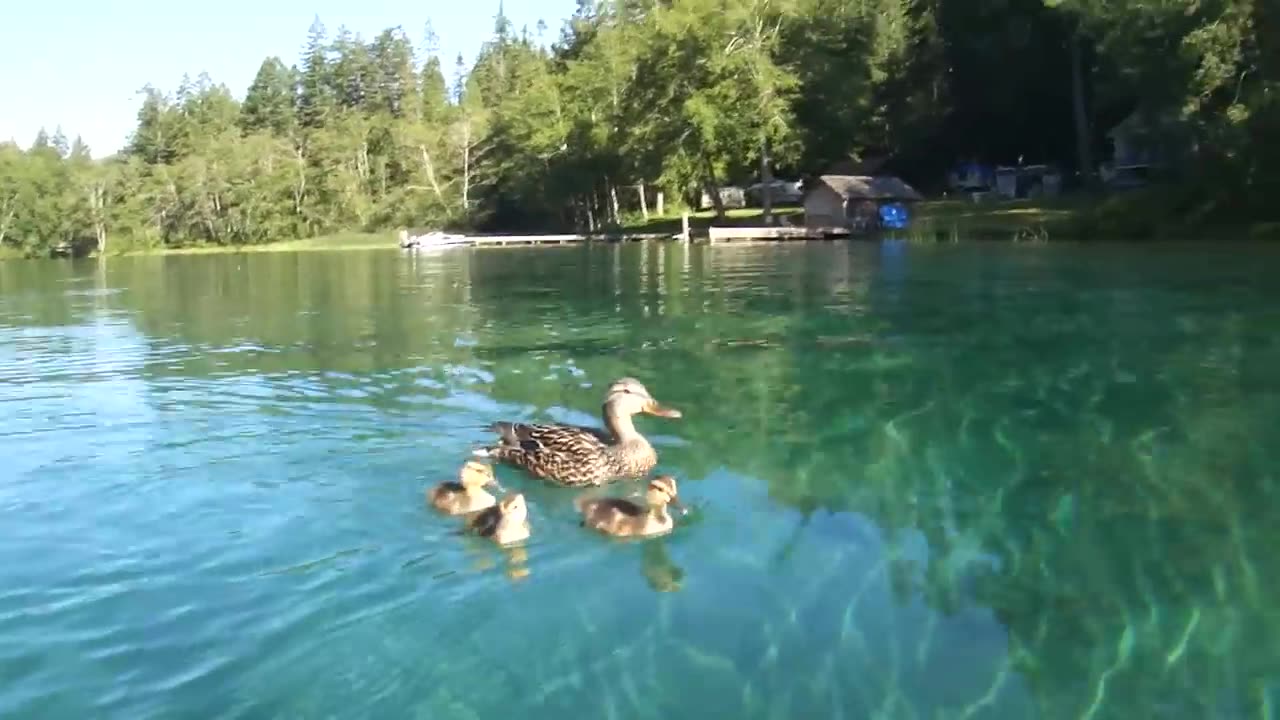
[473,378,682,487]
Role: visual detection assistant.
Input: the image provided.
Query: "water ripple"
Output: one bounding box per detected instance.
[1,244,1278,718]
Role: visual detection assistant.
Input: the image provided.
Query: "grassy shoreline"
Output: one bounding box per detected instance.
[0,231,401,260]
[616,197,1089,240]
[4,193,1275,261]
[108,232,400,257]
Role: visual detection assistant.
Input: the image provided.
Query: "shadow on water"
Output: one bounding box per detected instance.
[1,241,1279,718]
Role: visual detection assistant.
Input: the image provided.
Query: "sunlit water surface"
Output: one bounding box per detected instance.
[1,241,1279,719]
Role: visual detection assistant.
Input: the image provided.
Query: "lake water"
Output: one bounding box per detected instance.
[1,241,1278,719]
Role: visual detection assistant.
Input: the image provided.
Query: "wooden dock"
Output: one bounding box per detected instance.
[399,218,859,249]
[466,232,669,246]
[401,230,672,248]
[705,225,852,242]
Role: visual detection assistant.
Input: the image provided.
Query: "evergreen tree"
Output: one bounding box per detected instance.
[241,57,298,137]
[329,27,376,112]
[50,127,71,159]
[297,16,333,129]
[30,128,51,151]
[369,27,418,118]
[421,56,449,123]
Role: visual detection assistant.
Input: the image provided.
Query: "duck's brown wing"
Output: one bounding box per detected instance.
[476,422,615,486]
[487,420,613,450]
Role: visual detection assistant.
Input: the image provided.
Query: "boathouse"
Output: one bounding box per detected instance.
[802,174,923,230]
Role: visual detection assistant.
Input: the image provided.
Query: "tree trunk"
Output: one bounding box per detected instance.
[760,136,773,224]
[608,177,620,225]
[89,184,106,254]
[462,125,472,211]
[418,145,445,203]
[1070,29,1095,187]
[702,155,726,220]
[0,206,14,246]
[356,141,371,181]
[293,148,307,215]
[637,183,648,220]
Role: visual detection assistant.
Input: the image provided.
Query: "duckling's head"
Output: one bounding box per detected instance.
[460,460,499,489]
[646,475,682,510]
[498,492,528,522]
[604,377,682,419]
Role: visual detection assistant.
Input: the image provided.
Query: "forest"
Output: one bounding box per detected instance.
[0,0,1274,256]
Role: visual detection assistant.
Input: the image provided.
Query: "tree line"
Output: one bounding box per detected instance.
[1,0,1274,256]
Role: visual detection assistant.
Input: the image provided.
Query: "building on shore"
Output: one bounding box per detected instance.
[802,174,924,231]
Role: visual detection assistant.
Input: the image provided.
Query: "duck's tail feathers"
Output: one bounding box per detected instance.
[487,421,528,446]
[472,443,522,461]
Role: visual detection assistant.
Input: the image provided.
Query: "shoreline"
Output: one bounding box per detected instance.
[4,197,1276,261]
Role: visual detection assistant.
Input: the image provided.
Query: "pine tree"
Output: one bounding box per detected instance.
[297,16,333,129]
[421,57,449,124]
[329,26,375,112]
[369,27,418,118]
[241,57,298,137]
[69,136,91,161]
[50,126,71,158]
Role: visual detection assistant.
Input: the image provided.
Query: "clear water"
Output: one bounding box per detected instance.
[2,241,1278,719]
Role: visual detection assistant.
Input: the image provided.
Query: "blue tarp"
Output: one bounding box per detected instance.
[879,202,909,229]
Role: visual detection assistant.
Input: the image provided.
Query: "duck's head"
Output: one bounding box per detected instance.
[498,492,528,522]
[460,460,500,489]
[646,474,682,511]
[603,377,682,419]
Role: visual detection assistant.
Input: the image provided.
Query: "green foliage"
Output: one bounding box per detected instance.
[3,0,1277,257]
[241,58,299,137]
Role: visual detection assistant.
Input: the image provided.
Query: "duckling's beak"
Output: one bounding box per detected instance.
[669,494,685,512]
[645,400,682,418]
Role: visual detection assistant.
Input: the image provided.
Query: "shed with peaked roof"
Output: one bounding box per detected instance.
[803,175,924,228]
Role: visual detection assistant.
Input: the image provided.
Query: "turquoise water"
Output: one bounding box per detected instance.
[1,241,1278,719]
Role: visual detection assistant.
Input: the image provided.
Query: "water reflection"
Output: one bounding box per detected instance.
[0,242,1278,718]
[461,538,533,584]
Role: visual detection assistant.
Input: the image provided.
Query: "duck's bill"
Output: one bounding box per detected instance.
[645,402,682,418]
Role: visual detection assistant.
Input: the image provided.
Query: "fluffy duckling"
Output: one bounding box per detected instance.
[428,460,501,515]
[576,475,682,538]
[465,493,531,546]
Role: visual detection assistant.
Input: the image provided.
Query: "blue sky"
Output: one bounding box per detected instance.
[0,0,576,157]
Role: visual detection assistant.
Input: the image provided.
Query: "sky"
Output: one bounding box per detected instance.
[0,0,577,157]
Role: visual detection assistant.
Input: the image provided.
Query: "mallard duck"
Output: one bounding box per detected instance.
[472,377,682,487]
[576,475,682,538]
[465,493,531,546]
[427,460,501,515]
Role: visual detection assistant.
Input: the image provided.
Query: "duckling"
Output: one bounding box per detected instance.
[465,492,531,546]
[428,460,501,515]
[576,475,682,539]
